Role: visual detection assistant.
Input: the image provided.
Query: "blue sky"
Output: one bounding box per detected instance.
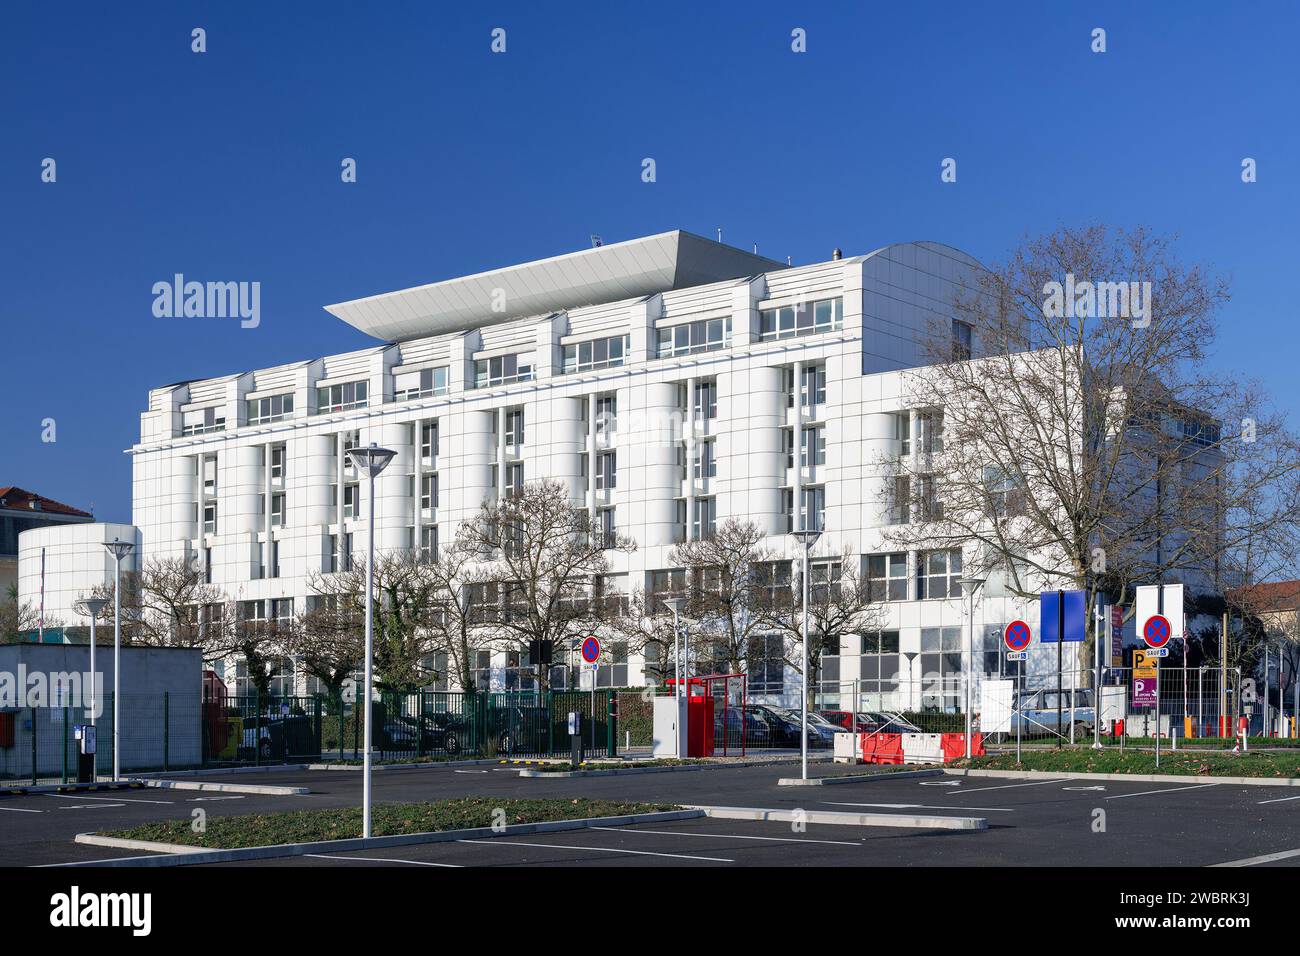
[2,1,1296,523]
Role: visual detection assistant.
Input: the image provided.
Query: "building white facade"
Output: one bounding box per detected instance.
[31,231,1092,704]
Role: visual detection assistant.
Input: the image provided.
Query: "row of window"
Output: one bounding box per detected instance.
[758,297,843,342]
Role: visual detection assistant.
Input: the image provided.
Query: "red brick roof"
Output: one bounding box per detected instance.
[0,487,93,518]
[1233,580,1300,614]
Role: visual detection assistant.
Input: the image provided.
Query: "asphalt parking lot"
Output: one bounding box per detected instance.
[6,761,1300,867]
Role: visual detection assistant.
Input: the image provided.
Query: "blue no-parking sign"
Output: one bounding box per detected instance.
[580,636,601,663]
[1040,589,1086,643]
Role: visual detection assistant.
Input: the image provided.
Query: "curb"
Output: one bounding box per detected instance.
[519,764,707,779]
[64,809,704,867]
[306,758,507,771]
[778,768,943,786]
[945,767,1300,787]
[136,779,311,796]
[1,781,148,799]
[687,805,987,831]
[133,765,311,779]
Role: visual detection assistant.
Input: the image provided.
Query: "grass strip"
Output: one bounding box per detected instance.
[956,749,1300,778]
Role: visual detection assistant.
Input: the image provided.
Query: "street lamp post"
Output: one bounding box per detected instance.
[956,578,986,759]
[790,528,822,782]
[102,538,135,782]
[663,597,687,759]
[74,596,109,781]
[347,443,397,840]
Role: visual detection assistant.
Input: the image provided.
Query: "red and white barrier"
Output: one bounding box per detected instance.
[834,731,983,764]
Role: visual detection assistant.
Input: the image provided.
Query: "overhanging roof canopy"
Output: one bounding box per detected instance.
[324,230,787,342]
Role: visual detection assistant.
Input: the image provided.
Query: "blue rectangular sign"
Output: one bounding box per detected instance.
[1039,589,1086,643]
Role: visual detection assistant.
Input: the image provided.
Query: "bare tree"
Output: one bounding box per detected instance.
[667,519,777,676]
[759,550,887,707]
[886,225,1300,669]
[203,603,290,698]
[460,478,634,688]
[88,557,226,651]
[301,552,444,693]
[610,588,681,686]
[415,534,498,692]
[0,583,47,643]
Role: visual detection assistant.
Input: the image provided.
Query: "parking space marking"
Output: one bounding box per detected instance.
[1104,783,1218,801]
[0,806,43,813]
[588,826,862,847]
[942,778,1074,795]
[304,854,462,867]
[1211,847,1300,867]
[57,803,126,810]
[1257,794,1300,805]
[186,796,246,802]
[823,801,1014,812]
[456,838,734,863]
[41,792,174,806]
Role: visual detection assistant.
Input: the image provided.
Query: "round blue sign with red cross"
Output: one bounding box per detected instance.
[580,636,601,663]
[1143,614,1172,649]
[1004,619,1032,652]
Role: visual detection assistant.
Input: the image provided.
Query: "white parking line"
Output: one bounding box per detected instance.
[42,792,174,806]
[304,854,462,867]
[1258,794,1300,805]
[943,778,1074,795]
[823,801,1015,812]
[457,838,733,863]
[588,826,862,847]
[1211,847,1300,867]
[0,806,43,813]
[1104,783,1218,801]
[57,803,126,810]
[186,796,246,802]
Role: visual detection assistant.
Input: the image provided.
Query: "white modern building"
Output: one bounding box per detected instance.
[26,231,1090,705]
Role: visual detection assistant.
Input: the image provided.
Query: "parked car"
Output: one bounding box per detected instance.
[818,709,921,735]
[240,713,315,761]
[1012,688,1095,738]
[381,712,470,755]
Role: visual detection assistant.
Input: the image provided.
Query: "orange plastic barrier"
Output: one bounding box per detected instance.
[860,732,904,764]
[940,733,984,761]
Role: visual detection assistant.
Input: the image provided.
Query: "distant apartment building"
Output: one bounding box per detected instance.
[1,487,94,606]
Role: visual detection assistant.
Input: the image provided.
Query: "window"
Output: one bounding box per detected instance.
[393,366,448,401]
[758,296,843,341]
[747,633,785,695]
[692,496,716,539]
[419,525,438,564]
[269,445,285,481]
[891,475,910,524]
[755,560,793,608]
[473,353,533,388]
[649,568,687,613]
[917,548,963,599]
[504,409,525,446]
[505,462,524,497]
[866,553,908,601]
[202,455,218,496]
[181,406,226,435]
[786,365,827,409]
[594,395,617,444]
[202,546,212,584]
[597,507,617,549]
[418,474,437,513]
[595,451,617,491]
[595,640,629,688]
[859,630,901,700]
[894,413,910,455]
[420,421,438,464]
[693,439,716,479]
[315,380,368,414]
[673,499,687,543]
[202,502,218,534]
[800,426,826,467]
[246,393,294,425]
[692,380,718,421]
[920,626,963,711]
[268,540,280,579]
[343,484,359,519]
[918,474,943,520]
[951,319,972,361]
[563,335,630,373]
[984,466,1025,518]
[786,486,824,533]
[916,410,944,454]
[270,493,286,527]
[656,317,731,358]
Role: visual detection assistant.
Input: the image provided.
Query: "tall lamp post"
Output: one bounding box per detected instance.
[663,596,687,758]
[102,537,135,782]
[347,442,397,840]
[790,527,822,781]
[956,577,986,759]
[74,596,109,781]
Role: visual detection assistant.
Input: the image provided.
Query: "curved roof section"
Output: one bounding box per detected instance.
[324,230,787,342]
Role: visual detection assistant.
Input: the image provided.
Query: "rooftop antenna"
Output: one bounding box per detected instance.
[787,255,792,265]
[590,234,603,248]
[716,227,722,243]
[753,243,758,254]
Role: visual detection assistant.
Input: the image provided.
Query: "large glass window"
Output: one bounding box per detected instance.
[859,630,901,705]
[747,633,786,696]
[315,380,368,414]
[786,365,827,409]
[865,553,908,601]
[656,318,731,358]
[692,496,716,539]
[563,335,630,373]
[951,318,972,361]
[246,393,294,425]
[692,380,718,421]
[758,296,843,341]
[473,353,533,388]
[394,366,448,401]
[920,626,963,711]
[917,548,963,599]
[182,406,226,435]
